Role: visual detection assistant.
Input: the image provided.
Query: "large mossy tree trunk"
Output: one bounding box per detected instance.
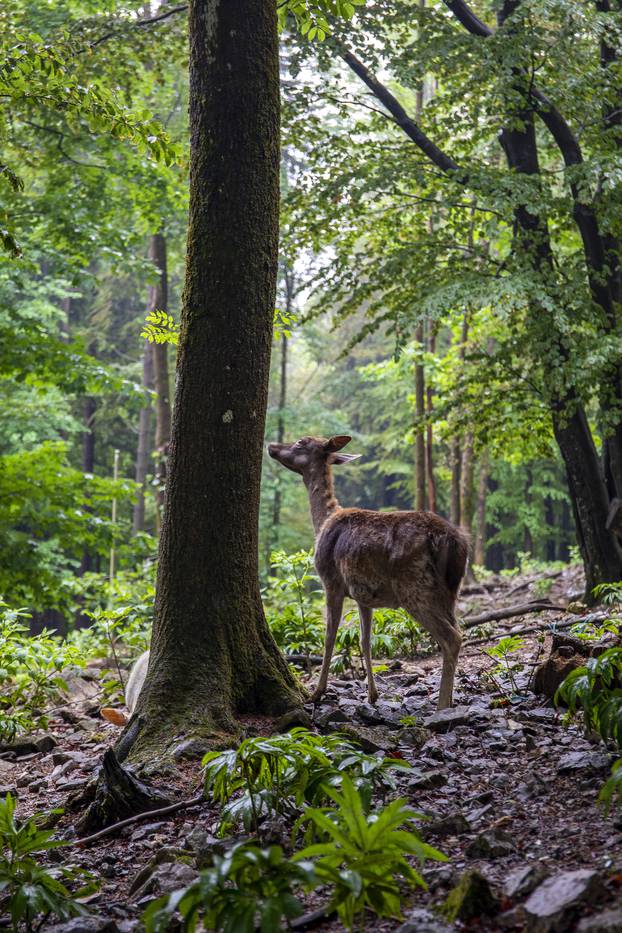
[126,0,302,760]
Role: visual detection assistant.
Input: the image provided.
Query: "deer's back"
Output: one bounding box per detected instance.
[315,508,467,609]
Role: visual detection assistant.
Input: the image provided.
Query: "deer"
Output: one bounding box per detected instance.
[268,435,468,709]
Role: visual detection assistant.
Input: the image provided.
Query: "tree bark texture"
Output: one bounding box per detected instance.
[128,0,301,759]
[149,233,172,534]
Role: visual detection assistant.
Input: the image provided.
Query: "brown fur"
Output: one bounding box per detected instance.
[268,435,467,708]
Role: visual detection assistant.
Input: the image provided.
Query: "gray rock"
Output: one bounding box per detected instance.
[131,859,198,901]
[27,779,47,793]
[273,708,312,732]
[424,706,472,733]
[397,907,454,932]
[466,829,515,859]
[315,707,349,728]
[34,734,56,753]
[578,908,622,932]
[407,769,448,790]
[424,812,471,838]
[52,750,86,766]
[557,752,610,774]
[0,785,17,797]
[504,864,549,899]
[130,822,167,841]
[45,920,119,933]
[524,870,603,932]
[338,723,397,754]
[171,738,211,761]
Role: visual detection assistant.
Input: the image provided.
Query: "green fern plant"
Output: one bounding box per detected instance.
[294,776,446,930]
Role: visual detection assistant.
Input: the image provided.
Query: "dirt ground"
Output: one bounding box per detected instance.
[3,564,622,932]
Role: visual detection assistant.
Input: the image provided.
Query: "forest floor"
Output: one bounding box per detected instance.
[3,565,622,933]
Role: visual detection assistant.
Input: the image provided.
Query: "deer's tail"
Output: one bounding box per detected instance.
[434,529,469,599]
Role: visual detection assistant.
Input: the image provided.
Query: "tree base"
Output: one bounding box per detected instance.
[76,749,172,834]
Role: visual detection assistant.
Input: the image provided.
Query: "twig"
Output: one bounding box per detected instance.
[462,601,565,630]
[70,792,204,847]
[290,904,336,930]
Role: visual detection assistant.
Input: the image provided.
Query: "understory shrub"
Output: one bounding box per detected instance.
[0,603,84,741]
[202,727,409,836]
[0,794,96,931]
[557,646,622,811]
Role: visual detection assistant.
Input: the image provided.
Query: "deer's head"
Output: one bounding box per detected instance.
[268,435,361,476]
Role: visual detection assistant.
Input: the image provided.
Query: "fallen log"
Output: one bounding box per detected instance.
[462,600,565,630]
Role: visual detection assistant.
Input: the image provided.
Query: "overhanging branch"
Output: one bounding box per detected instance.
[337,45,464,179]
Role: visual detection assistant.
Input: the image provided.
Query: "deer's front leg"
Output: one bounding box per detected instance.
[311,590,344,703]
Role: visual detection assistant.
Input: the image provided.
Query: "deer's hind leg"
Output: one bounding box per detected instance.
[403,598,462,710]
[358,604,378,704]
[311,588,344,703]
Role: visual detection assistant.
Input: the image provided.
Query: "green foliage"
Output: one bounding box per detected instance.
[0,602,84,741]
[279,0,365,41]
[0,440,138,610]
[557,648,622,812]
[557,649,622,746]
[483,635,525,694]
[266,550,324,656]
[143,842,315,933]
[202,728,409,836]
[141,309,179,346]
[0,794,95,931]
[593,582,622,607]
[294,776,446,929]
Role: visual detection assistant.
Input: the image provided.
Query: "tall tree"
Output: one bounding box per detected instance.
[128,0,302,758]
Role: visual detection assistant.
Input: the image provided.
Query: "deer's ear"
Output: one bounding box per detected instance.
[325,435,352,452]
[329,452,361,466]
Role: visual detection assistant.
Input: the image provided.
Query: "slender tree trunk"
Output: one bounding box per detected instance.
[127,0,301,759]
[79,396,97,575]
[450,439,461,525]
[460,432,475,538]
[474,451,489,566]
[271,334,287,543]
[149,233,172,533]
[133,341,154,535]
[414,322,426,510]
[425,322,437,513]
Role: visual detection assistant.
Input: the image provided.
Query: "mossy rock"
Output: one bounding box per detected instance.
[441,869,499,922]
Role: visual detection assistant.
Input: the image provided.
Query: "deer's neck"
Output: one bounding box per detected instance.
[305,462,340,535]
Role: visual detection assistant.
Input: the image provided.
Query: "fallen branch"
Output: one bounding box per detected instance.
[462,601,565,630]
[71,791,204,847]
